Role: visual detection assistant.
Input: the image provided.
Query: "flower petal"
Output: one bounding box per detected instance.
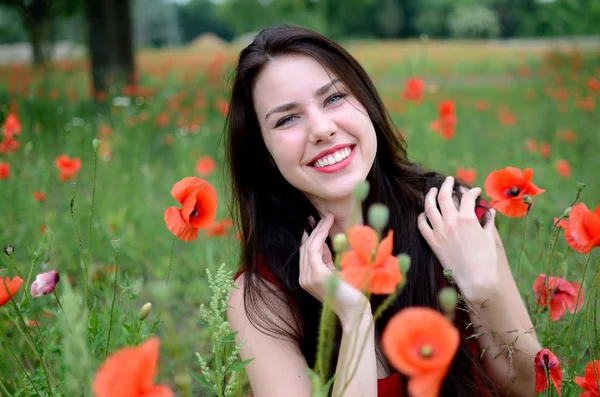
[164,207,199,241]
[346,225,378,263]
[374,231,394,266]
[408,371,446,397]
[369,256,401,294]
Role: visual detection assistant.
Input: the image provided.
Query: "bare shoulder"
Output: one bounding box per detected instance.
[227,273,312,397]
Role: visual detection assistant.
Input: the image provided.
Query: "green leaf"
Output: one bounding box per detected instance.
[228,358,254,372]
[186,368,212,389]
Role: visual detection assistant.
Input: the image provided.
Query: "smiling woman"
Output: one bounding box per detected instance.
[224,24,540,397]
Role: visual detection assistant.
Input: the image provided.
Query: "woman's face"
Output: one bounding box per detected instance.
[253,54,377,205]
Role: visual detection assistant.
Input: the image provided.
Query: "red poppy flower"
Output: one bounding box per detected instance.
[557,129,576,143]
[455,167,476,185]
[93,337,173,397]
[540,143,551,159]
[195,156,216,176]
[33,190,46,202]
[0,162,10,180]
[0,276,23,306]
[430,100,457,140]
[339,226,401,294]
[535,348,563,395]
[526,138,538,153]
[484,167,545,217]
[555,160,571,178]
[164,177,218,241]
[574,360,600,396]
[589,78,600,92]
[0,136,19,154]
[55,154,82,181]
[532,274,584,321]
[382,307,459,397]
[205,218,232,237]
[402,77,425,102]
[556,203,600,253]
[2,113,21,139]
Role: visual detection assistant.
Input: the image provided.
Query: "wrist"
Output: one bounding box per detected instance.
[339,304,373,333]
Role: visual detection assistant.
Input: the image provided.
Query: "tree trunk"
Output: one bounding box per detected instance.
[29,23,47,67]
[84,0,135,96]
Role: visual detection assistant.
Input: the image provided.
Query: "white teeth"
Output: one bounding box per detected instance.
[313,147,352,168]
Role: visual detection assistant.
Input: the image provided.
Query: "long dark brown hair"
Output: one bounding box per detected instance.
[225,24,498,396]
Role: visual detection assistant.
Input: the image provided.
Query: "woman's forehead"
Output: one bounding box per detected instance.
[253,55,342,114]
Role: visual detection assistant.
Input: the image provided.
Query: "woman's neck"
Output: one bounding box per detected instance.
[312,196,363,239]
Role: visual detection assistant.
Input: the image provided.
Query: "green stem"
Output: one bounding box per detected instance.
[20,232,54,307]
[70,186,89,309]
[6,291,55,396]
[86,145,99,286]
[337,286,402,397]
[0,324,41,396]
[105,246,119,359]
[563,253,594,357]
[515,214,528,284]
[52,290,72,334]
[166,235,176,285]
[315,256,341,381]
[8,256,21,279]
[133,319,143,345]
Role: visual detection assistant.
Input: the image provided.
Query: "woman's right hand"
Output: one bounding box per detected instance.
[299,212,371,326]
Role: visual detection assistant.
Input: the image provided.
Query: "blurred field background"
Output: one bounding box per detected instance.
[0,0,599,396]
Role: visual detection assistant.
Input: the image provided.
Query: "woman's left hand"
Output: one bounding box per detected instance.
[417,176,499,304]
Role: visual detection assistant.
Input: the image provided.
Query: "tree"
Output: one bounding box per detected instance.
[84,0,135,96]
[0,0,81,66]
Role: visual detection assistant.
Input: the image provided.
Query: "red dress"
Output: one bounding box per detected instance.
[233,201,491,397]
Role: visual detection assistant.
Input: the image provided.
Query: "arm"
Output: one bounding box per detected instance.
[465,226,541,397]
[227,274,378,397]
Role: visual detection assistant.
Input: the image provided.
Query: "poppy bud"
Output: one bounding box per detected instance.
[353,181,370,202]
[332,233,348,253]
[4,245,15,257]
[111,238,120,251]
[139,302,152,321]
[31,270,60,298]
[562,207,572,217]
[93,138,101,151]
[522,195,533,205]
[368,203,389,232]
[397,254,411,275]
[577,182,585,192]
[439,287,458,318]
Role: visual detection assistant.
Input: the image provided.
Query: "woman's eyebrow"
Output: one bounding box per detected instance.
[264,78,342,121]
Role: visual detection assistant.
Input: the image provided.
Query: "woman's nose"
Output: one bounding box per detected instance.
[308,110,336,143]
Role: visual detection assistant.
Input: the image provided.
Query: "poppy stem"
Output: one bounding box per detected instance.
[8,297,56,396]
[166,235,176,285]
[19,231,53,307]
[52,289,73,334]
[69,186,89,309]
[0,324,42,396]
[584,273,599,365]
[105,244,120,360]
[8,255,22,279]
[563,252,593,356]
[86,139,100,284]
[338,286,403,397]
[515,214,528,285]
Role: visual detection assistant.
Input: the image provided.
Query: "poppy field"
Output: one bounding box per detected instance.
[0,40,599,396]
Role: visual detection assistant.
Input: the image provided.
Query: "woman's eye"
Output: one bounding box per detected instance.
[275,115,298,127]
[325,92,346,106]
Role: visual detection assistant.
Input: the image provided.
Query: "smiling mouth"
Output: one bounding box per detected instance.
[311,145,355,168]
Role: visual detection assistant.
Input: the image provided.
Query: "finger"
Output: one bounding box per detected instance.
[438,176,458,219]
[300,231,309,278]
[322,242,335,271]
[424,187,443,230]
[417,212,435,243]
[459,187,482,217]
[309,216,316,228]
[483,209,497,234]
[307,214,334,266]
